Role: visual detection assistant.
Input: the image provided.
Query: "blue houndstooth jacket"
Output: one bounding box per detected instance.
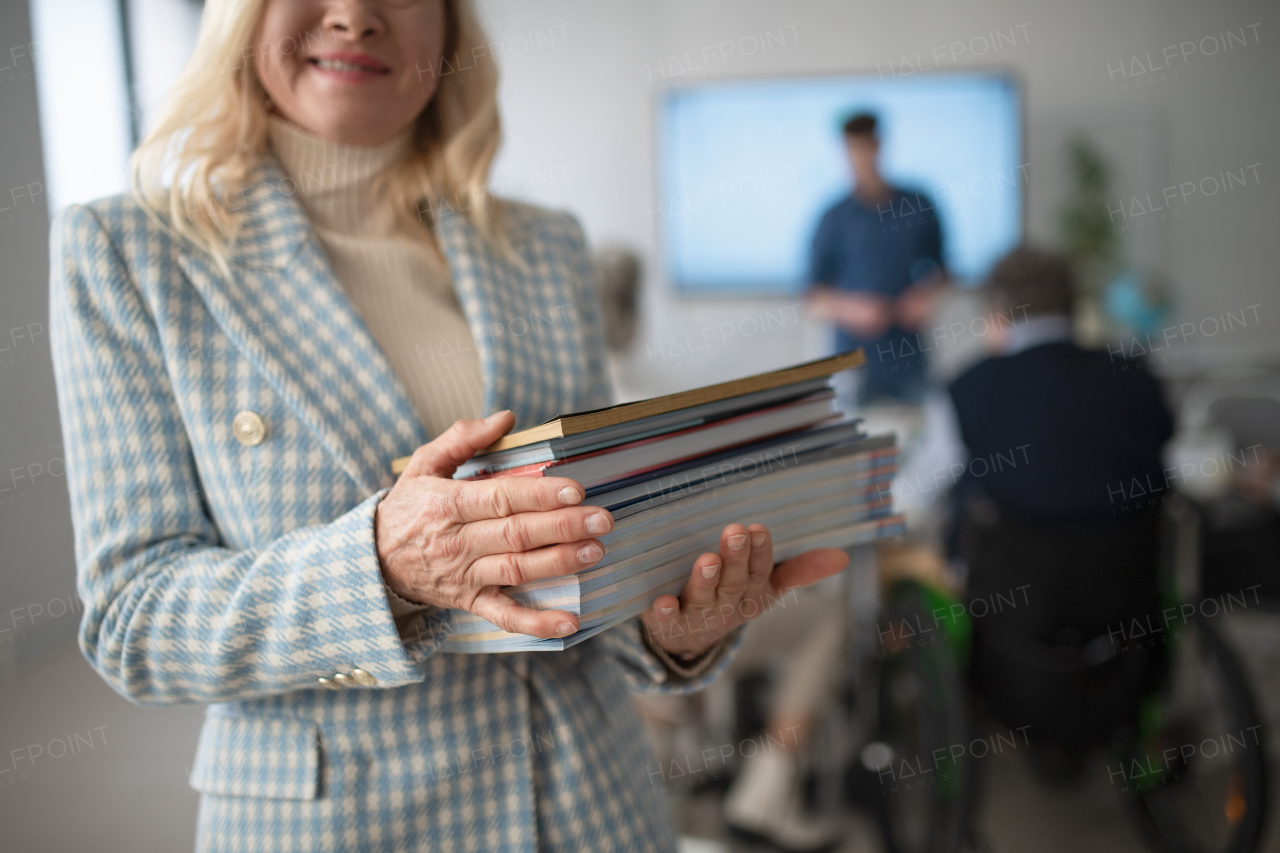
[49,163,735,852]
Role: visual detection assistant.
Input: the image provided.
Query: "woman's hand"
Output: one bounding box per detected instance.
[641,523,849,660]
[375,411,611,639]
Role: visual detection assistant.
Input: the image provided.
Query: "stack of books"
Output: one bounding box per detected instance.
[391,350,904,652]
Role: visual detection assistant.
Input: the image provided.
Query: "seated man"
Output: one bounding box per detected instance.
[912,247,1174,768]
[947,247,1173,521]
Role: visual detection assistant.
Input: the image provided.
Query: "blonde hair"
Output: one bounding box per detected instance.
[131,0,503,269]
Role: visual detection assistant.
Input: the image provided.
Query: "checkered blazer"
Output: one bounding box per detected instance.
[49,163,736,853]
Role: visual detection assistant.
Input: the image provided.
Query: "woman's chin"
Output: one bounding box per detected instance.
[286,107,409,147]
[282,81,421,146]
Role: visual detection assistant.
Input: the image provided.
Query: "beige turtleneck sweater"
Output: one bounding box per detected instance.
[267,116,484,441]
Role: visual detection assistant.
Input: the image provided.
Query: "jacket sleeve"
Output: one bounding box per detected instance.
[596,618,745,696]
[48,205,435,706]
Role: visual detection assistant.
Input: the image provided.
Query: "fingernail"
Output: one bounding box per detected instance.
[659,603,675,615]
[727,533,748,551]
[558,486,582,506]
[557,622,575,636]
[577,543,603,564]
[585,513,611,535]
[485,410,511,424]
[751,532,767,547]
[701,560,720,579]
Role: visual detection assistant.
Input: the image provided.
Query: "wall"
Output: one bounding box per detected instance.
[0,0,79,681]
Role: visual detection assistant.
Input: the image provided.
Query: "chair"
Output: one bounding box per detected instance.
[958,497,1270,852]
[958,505,1167,753]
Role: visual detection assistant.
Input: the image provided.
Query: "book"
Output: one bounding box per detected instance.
[467,391,838,490]
[436,518,903,653]
[390,350,866,473]
[389,349,906,653]
[432,427,902,652]
[451,377,834,478]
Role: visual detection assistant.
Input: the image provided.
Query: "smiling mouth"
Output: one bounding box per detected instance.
[308,58,389,74]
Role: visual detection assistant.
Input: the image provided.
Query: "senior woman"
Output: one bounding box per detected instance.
[49,0,848,850]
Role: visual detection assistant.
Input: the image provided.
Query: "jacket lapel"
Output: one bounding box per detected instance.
[436,206,585,430]
[178,162,428,494]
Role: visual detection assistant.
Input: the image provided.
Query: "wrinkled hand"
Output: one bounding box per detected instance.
[641,523,849,660]
[375,411,612,639]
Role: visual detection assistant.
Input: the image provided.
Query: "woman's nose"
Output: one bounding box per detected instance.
[322,0,385,39]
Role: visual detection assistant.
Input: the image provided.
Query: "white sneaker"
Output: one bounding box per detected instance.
[723,749,839,852]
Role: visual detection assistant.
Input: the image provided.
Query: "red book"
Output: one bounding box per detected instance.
[470,392,838,490]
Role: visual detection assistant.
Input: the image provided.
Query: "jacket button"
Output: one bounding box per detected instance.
[351,669,377,687]
[332,672,353,688]
[317,676,339,690]
[233,411,267,446]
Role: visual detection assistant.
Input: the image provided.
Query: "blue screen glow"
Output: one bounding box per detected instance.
[656,72,1023,294]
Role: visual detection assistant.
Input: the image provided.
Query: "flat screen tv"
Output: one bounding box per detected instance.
[655,71,1023,295]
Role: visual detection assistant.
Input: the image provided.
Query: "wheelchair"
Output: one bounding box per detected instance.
[852,570,974,853]
[953,497,1269,853]
[1122,501,1270,853]
[773,544,976,853]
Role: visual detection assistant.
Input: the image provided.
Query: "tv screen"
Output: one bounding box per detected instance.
[655,71,1023,295]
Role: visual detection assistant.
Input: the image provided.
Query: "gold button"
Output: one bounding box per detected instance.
[233,410,267,446]
[317,676,339,690]
[332,672,353,688]
[351,668,376,687]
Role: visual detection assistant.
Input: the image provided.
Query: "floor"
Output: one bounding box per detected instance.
[670,609,1280,853]
[670,740,1154,853]
[671,730,1280,853]
[0,616,1277,852]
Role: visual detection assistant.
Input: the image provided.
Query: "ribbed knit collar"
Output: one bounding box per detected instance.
[267,115,412,210]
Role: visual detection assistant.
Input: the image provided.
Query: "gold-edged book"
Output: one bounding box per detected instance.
[391,348,865,476]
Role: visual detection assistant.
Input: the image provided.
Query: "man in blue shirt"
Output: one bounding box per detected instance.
[807,113,945,403]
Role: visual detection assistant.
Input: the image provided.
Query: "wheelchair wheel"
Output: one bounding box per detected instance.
[867,580,972,853]
[1126,614,1269,853]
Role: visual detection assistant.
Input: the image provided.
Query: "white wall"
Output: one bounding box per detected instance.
[128,0,204,136]
[479,0,1279,399]
[29,0,134,212]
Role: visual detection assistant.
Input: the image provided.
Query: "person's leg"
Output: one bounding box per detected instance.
[760,611,846,750]
[723,594,846,852]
